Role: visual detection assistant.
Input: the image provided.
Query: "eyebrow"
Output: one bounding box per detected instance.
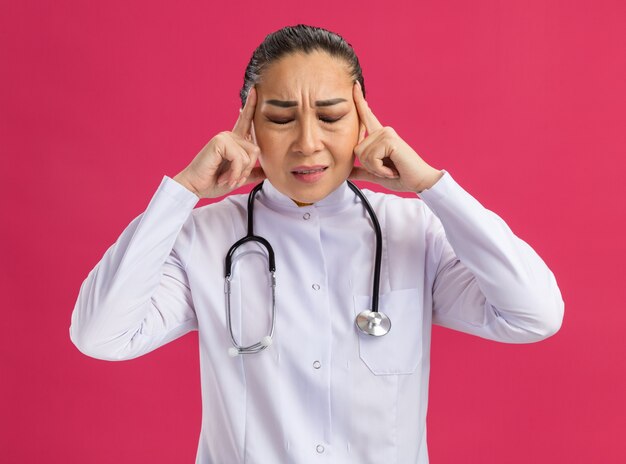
[265,98,348,108]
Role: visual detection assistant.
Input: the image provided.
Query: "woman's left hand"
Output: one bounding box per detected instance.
[349,81,443,193]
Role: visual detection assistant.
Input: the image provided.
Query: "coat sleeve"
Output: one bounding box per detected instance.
[419,172,564,343]
[69,176,200,360]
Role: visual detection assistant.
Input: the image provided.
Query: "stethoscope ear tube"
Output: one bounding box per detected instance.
[224,267,277,356]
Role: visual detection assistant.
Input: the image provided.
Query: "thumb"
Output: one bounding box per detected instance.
[348,165,404,191]
[358,122,366,144]
[244,166,267,186]
[348,165,382,183]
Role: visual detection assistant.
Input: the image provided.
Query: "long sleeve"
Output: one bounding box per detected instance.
[70,176,200,360]
[419,172,564,343]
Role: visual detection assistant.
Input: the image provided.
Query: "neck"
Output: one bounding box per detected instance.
[292,199,314,207]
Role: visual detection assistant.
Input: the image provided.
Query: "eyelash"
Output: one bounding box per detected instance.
[269,117,342,125]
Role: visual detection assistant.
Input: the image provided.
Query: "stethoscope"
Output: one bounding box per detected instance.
[224,180,391,356]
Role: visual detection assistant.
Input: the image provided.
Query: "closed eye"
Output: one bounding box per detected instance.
[267,116,343,125]
[267,118,292,125]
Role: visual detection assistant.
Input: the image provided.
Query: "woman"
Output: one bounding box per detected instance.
[70,24,564,463]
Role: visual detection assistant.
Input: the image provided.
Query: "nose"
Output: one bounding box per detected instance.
[292,114,324,156]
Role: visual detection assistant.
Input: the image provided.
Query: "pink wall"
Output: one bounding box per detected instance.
[2,0,625,462]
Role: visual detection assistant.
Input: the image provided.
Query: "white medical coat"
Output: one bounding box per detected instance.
[70,171,564,463]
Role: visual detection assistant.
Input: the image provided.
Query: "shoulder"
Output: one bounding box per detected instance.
[360,187,430,217]
[191,192,248,219]
[359,186,444,242]
[185,192,249,238]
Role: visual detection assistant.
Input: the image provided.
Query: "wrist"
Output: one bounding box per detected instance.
[414,168,444,193]
[173,172,201,199]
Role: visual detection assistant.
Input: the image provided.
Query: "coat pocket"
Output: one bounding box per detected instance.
[353,288,423,375]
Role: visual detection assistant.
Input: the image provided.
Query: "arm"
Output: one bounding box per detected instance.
[348,82,563,342]
[71,86,267,361]
[420,172,564,342]
[69,176,200,360]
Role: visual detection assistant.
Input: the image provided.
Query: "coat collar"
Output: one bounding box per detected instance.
[258,179,358,216]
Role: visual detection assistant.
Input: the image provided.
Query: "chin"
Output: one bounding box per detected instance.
[289,180,343,204]
[267,168,350,204]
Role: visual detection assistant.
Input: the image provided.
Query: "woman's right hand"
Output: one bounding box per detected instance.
[173,86,265,199]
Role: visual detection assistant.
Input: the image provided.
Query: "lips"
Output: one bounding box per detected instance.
[290,165,328,183]
[291,165,328,174]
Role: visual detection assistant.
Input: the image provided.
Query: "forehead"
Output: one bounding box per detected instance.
[258,51,353,99]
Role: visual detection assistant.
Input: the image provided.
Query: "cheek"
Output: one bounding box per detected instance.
[254,126,278,154]
[332,122,360,153]
[339,113,360,142]
[254,131,286,171]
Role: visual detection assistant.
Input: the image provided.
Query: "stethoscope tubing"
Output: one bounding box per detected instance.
[224,180,388,356]
[346,180,382,314]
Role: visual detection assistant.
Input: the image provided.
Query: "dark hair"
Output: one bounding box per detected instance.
[239,24,365,108]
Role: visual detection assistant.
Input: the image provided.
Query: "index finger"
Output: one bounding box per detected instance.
[232,86,257,139]
[353,81,383,133]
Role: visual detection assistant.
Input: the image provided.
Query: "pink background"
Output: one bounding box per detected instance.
[2,0,625,462]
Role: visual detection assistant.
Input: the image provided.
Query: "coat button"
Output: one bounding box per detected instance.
[312,283,320,291]
[313,360,321,369]
[303,212,311,220]
[316,444,325,453]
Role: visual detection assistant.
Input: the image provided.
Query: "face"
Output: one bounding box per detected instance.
[251,50,363,204]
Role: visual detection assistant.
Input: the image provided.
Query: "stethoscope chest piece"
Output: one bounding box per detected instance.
[356,310,391,337]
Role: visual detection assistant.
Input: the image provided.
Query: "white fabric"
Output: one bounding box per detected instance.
[70,171,564,463]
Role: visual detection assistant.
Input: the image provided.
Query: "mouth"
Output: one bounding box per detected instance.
[291,165,328,174]
[291,165,328,183]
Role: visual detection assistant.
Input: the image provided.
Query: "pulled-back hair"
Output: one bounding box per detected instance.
[240,24,365,108]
